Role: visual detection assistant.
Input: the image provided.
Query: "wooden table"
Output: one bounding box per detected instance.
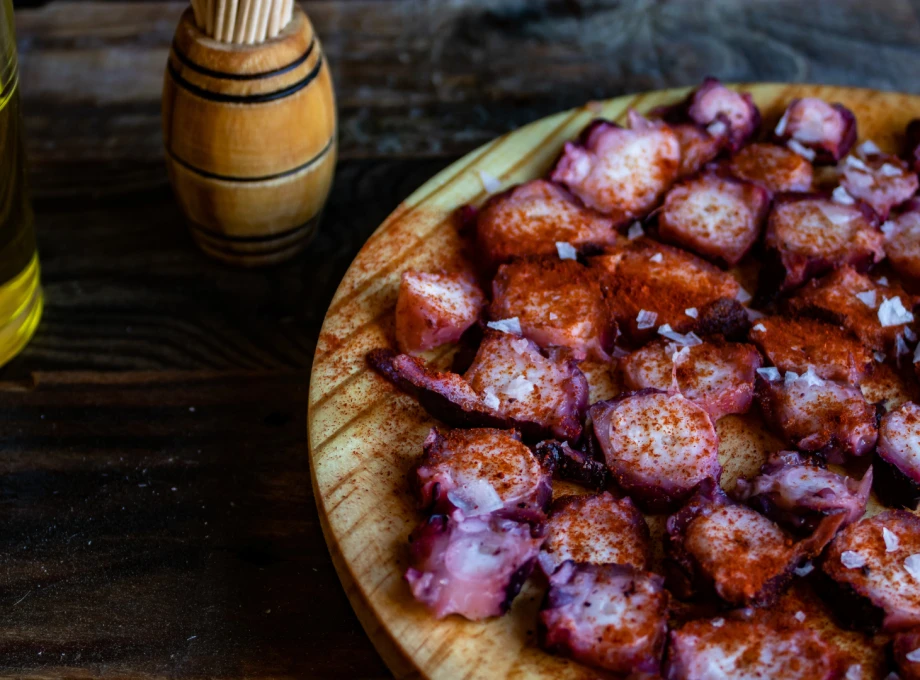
[4,0,920,677]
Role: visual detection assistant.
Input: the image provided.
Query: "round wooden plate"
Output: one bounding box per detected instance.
[308,84,920,679]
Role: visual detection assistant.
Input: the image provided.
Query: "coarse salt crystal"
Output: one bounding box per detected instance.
[753,323,766,332]
[611,345,630,359]
[794,611,806,622]
[794,562,814,577]
[636,310,657,330]
[510,338,531,355]
[757,367,782,382]
[846,665,863,680]
[881,222,897,238]
[477,170,502,193]
[845,155,871,172]
[856,290,877,308]
[832,186,856,205]
[875,351,887,363]
[906,327,917,342]
[711,618,724,628]
[859,140,882,155]
[707,120,727,137]
[555,241,577,260]
[915,343,920,364]
[898,334,910,357]
[746,307,766,320]
[907,648,920,663]
[487,317,522,335]
[905,554,920,582]
[879,296,915,327]
[650,252,663,263]
[784,370,800,386]
[884,527,900,552]
[482,387,501,410]
[627,222,644,240]
[878,276,890,287]
[841,551,866,568]
[736,288,752,303]
[788,139,816,161]
[800,366,824,386]
[685,307,698,318]
[672,346,691,363]
[881,163,904,177]
[775,112,789,137]
[657,324,703,347]
[549,312,558,321]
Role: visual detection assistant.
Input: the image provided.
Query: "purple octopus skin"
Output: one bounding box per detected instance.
[405,513,543,621]
[841,147,919,221]
[655,77,760,151]
[908,119,920,175]
[772,96,858,164]
[538,562,669,675]
[533,439,611,491]
[755,371,879,464]
[588,388,721,512]
[665,479,847,606]
[878,401,920,487]
[414,427,552,521]
[734,450,872,535]
[366,330,590,443]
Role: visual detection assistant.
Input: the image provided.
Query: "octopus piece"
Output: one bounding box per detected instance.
[877,401,920,506]
[840,149,919,220]
[672,122,724,178]
[908,119,920,175]
[539,562,669,675]
[589,237,741,344]
[367,329,590,442]
[469,179,621,273]
[821,510,920,632]
[413,427,551,520]
[882,198,920,283]
[538,492,651,576]
[787,266,917,355]
[589,389,721,512]
[666,480,846,606]
[665,617,846,680]
[724,142,814,195]
[734,450,872,534]
[657,172,770,267]
[405,513,543,621]
[550,113,680,218]
[762,193,883,294]
[755,370,878,463]
[490,257,615,361]
[533,440,610,490]
[394,270,485,354]
[657,77,760,151]
[748,315,874,385]
[617,338,762,421]
[894,628,920,680]
[773,97,857,164]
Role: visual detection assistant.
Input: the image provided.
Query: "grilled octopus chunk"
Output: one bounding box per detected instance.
[589,388,721,512]
[755,370,878,463]
[748,315,874,385]
[589,237,741,345]
[761,193,884,294]
[840,147,919,220]
[821,510,920,632]
[657,172,770,267]
[773,96,858,164]
[617,338,762,421]
[724,142,814,195]
[550,112,680,219]
[367,329,589,442]
[394,270,485,354]
[533,440,610,490]
[877,401,920,507]
[665,616,847,680]
[489,256,616,361]
[413,427,551,520]
[787,266,917,355]
[666,480,846,606]
[672,122,724,178]
[539,562,669,675]
[908,119,920,175]
[406,513,543,621]
[658,77,760,151]
[883,198,920,283]
[894,628,920,680]
[734,450,872,534]
[468,179,621,273]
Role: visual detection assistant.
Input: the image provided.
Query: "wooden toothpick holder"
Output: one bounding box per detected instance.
[162,6,336,266]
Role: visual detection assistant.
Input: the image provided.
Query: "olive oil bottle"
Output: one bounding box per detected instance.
[0,0,41,367]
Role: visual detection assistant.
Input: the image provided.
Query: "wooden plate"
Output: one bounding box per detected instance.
[308,84,920,679]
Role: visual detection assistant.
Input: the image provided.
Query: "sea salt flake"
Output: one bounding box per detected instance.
[906,327,917,342]
[794,611,806,622]
[875,351,887,363]
[788,139,816,161]
[753,323,766,332]
[611,346,630,359]
[859,140,882,155]
[898,334,910,357]
[784,370,800,386]
[746,307,766,320]
[650,252,663,263]
[477,170,502,193]
[881,162,904,177]
[685,307,698,319]
[846,665,863,680]
[832,186,856,205]
[627,222,644,240]
[907,648,920,662]
[878,276,891,287]
[510,338,531,355]
[879,296,915,327]
[841,551,866,568]
[756,367,782,382]
[482,387,501,411]
[549,312,558,321]
[856,290,877,308]
[881,222,898,238]
[845,155,871,172]
[711,618,724,628]
[794,561,814,577]
[555,241,577,260]
[800,366,825,386]
[657,324,703,347]
[904,554,920,582]
[487,317,522,335]
[736,288,752,303]
[774,112,789,136]
[672,346,691,363]
[707,120,727,137]
[636,310,658,330]
[884,527,900,552]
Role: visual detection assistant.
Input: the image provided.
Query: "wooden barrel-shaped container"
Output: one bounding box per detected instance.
[162,5,336,266]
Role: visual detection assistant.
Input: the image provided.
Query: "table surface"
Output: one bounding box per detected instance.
[5,0,920,677]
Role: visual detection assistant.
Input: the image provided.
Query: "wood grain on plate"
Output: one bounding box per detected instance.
[308,84,920,679]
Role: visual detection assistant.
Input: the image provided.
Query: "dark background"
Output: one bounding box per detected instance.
[1,0,920,677]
